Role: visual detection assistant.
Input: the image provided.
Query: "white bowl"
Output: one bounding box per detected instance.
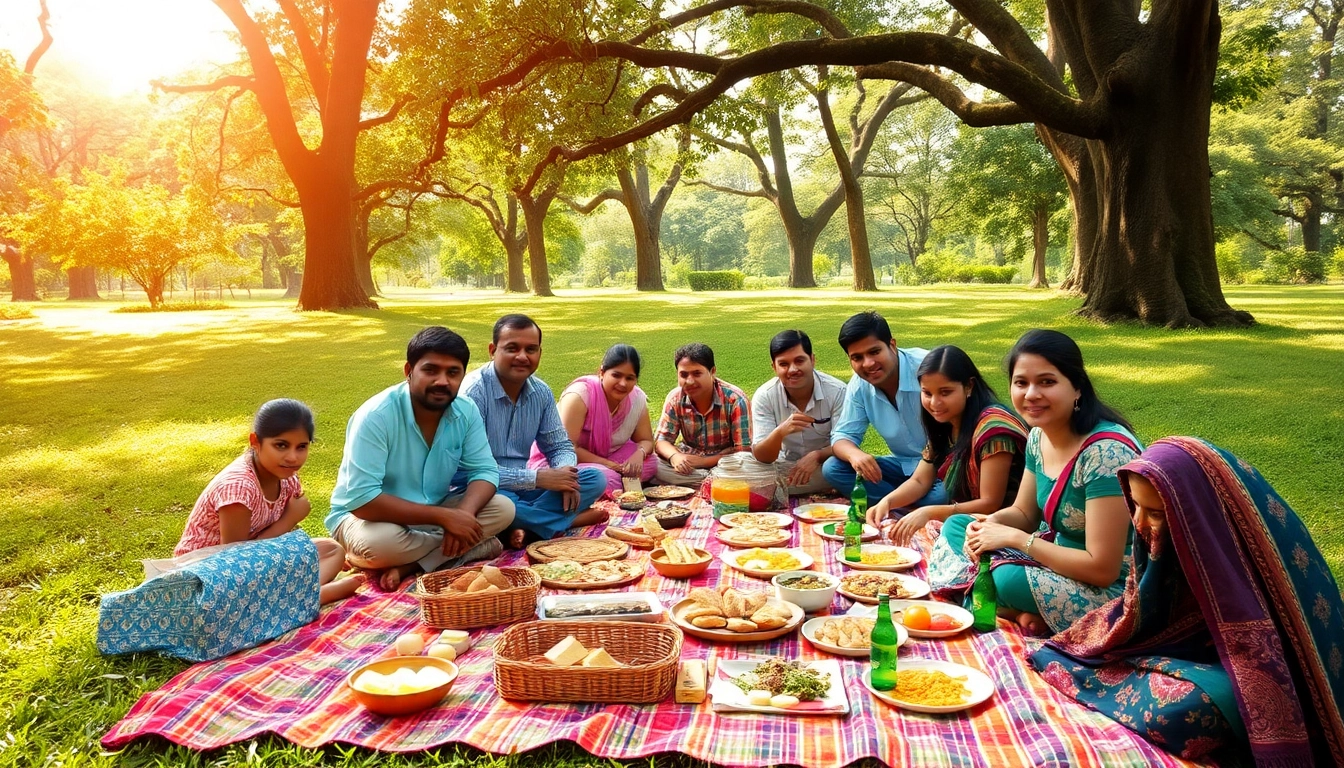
[771,570,839,613]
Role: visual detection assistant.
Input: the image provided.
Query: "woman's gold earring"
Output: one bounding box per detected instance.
[1073,399,1080,412]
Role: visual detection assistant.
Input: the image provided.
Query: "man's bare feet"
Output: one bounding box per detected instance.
[320,572,366,605]
[374,562,422,591]
[506,528,527,550]
[1016,611,1050,636]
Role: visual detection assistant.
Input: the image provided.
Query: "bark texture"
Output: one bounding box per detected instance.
[3,245,38,301]
[67,265,99,299]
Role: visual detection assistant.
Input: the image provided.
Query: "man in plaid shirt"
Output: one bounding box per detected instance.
[653,342,752,487]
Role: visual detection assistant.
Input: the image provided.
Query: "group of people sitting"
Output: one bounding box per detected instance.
[169,309,1343,764]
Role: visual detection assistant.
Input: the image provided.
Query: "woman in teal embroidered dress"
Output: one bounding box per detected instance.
[928,329,1140,635]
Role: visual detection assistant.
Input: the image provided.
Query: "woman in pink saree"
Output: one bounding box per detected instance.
[529,344,657,497]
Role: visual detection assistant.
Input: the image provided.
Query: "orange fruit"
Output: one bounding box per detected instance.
[902,605,931,630]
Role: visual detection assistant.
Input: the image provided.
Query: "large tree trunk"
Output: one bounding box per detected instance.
[814,68,877,292]
[3,246,38,301]
[1301,195,1322,253]
[517,187,556,297]
[67,265,100,299]
[1029,203,1050,288]
[503,196,528,292]
[294,171,375,310]
[614,144,676,292]
[764,110,818,289]
[1075,20,1250,327]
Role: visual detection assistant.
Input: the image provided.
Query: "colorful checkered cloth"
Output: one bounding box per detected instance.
[104,500,1198,767]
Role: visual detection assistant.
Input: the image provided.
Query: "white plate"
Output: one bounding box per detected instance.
[862,659,995,714]
[835,544,922,571]
[720,548,814,578]
[802,616,908,657]
[812,521,880,542]
[718,511,794,529]
[889,600,975,638]
[794,503,849,522]
[837,573,930,604]
[715,527,792,549]
[710,658,849,714]
[669,597,803,643]
[537,592,665,622]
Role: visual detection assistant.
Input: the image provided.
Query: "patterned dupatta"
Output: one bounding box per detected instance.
[931,429,1139,601]
[1032,437,1344,766]
[938,404,1028,503]
[528,376,644,464]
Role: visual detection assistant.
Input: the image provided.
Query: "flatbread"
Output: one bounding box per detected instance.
[644,485,696,500]
[526,537,629,563]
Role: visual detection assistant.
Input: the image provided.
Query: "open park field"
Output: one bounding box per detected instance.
[1,284,1341,766]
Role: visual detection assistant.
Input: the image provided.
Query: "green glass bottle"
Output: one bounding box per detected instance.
[870,590,899,691]
[969,554,998,632]
[843,481,867,562]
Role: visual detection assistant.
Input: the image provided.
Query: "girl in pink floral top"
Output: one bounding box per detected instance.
[175,399,363,604]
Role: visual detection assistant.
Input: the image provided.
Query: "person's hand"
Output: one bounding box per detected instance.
[866,499,890,529]
[787,451,822,487]
[562,488,581,512]
[439,506,484,557]
[535,466,580,492]
[850,452,882,484]
[965,520,1026,558]
[886,507,931,546]
[669,452,695,475]
[775,413,815,437]
[619,449,646,478]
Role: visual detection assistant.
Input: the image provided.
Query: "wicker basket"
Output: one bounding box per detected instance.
[494,620,683,703]
[415,566,540,629]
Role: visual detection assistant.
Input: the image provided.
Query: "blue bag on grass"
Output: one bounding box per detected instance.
[96,530,320,662]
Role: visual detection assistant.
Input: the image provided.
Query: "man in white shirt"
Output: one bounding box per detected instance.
[751,330,847,495]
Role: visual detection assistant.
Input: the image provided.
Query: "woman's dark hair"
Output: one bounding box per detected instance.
[601,344,641,377]
[837,310,893,352]
[252,398,315,440]
[917,346,1001,469]
[1007,329,1133,434]
[674,342,715,370]
[407,326,470,368]
[769,329,813,360]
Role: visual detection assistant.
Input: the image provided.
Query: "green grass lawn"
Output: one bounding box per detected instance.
[1,284,1341,767]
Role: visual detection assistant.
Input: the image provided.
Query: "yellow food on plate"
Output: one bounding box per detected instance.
[735,548,800,571]
[887,670,971,706]
[860,550,911,566]
[354,666,452,696]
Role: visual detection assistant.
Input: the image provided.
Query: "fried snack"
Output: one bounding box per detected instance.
[749,613,787,630]
[640,514,666,537]
[683,606,722,621]
[450,572,478,591]
[743,591,769,616]
[605,526,656,547]
[726,618,759,633]
[689,587,724,612]
[691,615,728,629]
[662,540,699,564]
[723,590,746,619]
[467,574,493,592]
[816,617,876,648]
[481,564,510,588]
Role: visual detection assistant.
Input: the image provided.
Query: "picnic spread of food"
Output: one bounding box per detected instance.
[334,491,1002,722]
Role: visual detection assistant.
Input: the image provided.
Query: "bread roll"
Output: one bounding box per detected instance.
[466,574,493,592]
[689,588,723,612]
[726,618,759,633]
[481,565,510,589]
[690,615,728,629]
[450,571,479,592]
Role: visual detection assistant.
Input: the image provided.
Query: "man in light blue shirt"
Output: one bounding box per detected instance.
[327,327,515,591]
[459,314,606,548]
[822,311,948,506]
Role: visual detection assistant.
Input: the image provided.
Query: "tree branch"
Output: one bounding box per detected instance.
[226,186,303,208]
[23,0,53,74]
[633,83,689,116]
[277,0,330,107]
[561,189,623,214]
[684,179,770,198]
[367,192,423,259]
[358,93,414,130]
[858,63,1030,127]
[154,75,256,94]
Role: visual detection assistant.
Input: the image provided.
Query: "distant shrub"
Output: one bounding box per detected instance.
[0,304,36,320]
[745,275,789,290]
[1333,252,1344,280]
[1255,248,1327,284]
[947,264,1017,284]
[113,302,232,313]
[666,260,692,288]
[1215,240,1246,284]
[687,270,746,291]
[894,264,920,285]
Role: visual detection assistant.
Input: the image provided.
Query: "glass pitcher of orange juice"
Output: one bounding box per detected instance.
[711,477,750,520]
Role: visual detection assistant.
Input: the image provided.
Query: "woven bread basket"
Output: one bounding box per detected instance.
[494,620,682,703]
[415,566,539,629]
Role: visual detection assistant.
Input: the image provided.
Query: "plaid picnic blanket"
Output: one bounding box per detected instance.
[104,499,1202,767]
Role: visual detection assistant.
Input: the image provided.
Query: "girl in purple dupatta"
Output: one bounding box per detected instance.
[1031,437,1344,766]
[528,344,657,497]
